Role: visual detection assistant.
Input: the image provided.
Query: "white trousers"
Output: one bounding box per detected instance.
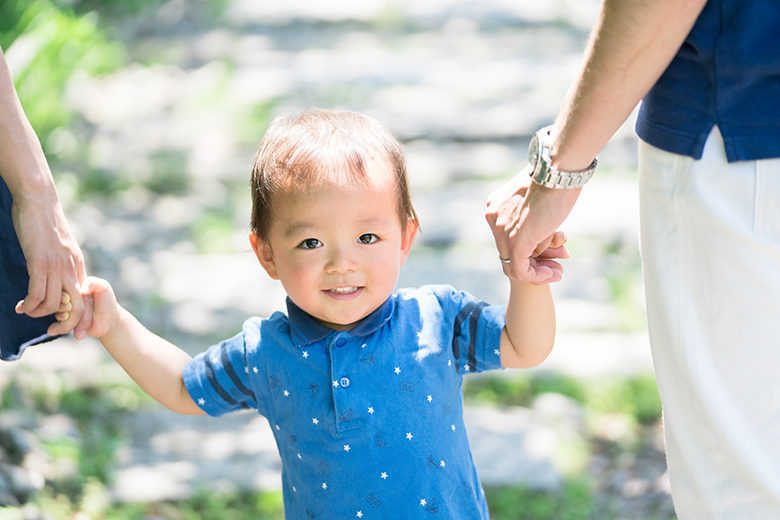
[639,126,780,519]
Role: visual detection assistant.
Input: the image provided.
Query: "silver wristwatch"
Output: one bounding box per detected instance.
[527,126,597,189]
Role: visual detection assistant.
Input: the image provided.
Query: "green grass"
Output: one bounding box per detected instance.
[21,487,285,520]
[463,372,662,426]
[486,479,593,520]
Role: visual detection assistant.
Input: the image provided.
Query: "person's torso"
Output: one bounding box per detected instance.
[636,0,780,162]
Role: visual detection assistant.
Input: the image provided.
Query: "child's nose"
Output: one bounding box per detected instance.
[326,245,358,274]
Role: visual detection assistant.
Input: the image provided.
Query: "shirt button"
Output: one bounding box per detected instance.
[339,377,351,388]
[335,338,347,348]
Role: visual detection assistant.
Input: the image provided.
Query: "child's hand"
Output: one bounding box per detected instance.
[497,229,569,283]
[536,230,569,260]
[72,277,122,340]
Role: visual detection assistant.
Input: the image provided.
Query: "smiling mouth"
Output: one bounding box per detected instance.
[328,286,360,294]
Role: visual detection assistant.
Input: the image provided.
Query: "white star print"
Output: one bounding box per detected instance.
[420,499,427,506]
[427,395,433,402]
[451,425,456,431]
[284,390,289,396]
[464,364,470,372]
[298,453,302,459]
[211,356,219,364]
[253,366,259,373]
[312,418,319,425]
[333,380,339,387]
[381,472,388,479]
[276,425,280,430]
[494,349,500,356]
[394,367,401,374]
[322,483,327,490]
[440,461,446,467]
[198,398,205,405]
[357,512,363,518]
[244,367,249,373]
[361,343,367,348]
[293,486,296,492]
[406,432,413,440]
[302,351,309,358]
[368,407,374,414]
[448,360,451,366]
[344,445,351,452]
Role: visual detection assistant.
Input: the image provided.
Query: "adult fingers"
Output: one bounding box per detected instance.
[14,265,50,316]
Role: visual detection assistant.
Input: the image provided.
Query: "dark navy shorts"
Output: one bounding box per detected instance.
[0,176,57,361]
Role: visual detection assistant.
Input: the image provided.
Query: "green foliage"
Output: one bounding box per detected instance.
[583,375,662,425]
[463,373,584,408]
[238,98,283,147]
[464,373,662,426]
[602,238,646,332]
[146,150,191,195]
[1,0,126,147]
[54,387,122,483]
[29,382,152,491]
[191,210,236,253]
[70,0,164,19]
[486,479,593,520]
[86,488,285,520]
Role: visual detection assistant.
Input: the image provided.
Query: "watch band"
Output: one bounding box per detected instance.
[528,126,597,189]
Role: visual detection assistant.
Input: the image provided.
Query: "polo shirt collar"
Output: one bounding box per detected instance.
[285,296,396,348]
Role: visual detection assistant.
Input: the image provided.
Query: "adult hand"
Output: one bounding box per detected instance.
[486,171,580,284]
[12,195,87,337]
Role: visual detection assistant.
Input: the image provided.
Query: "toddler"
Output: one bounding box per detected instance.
[68,109,567,519]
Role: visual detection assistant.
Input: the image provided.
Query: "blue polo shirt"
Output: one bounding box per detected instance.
[183,284,506,519]
[636,0,780,162]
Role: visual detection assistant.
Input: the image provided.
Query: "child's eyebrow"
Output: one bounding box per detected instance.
[281,216,396,238]
[282,222,316,238]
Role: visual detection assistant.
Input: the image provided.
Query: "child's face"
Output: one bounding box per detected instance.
[249,162,418,331]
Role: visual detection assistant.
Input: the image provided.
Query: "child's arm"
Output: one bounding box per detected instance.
[77,277,205,415]
[498,231,566,369]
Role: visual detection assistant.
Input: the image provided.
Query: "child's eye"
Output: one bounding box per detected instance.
[298,238,322,250]
[358,234,378,244]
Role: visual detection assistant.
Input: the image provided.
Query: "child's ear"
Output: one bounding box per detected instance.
[399,219,419,266]
[249,232,280,280]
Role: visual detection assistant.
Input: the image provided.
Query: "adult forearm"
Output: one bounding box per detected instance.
[550,0,708,171]
[0,46,57,201]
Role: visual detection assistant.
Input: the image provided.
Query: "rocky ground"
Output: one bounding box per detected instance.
[0,0,674,517]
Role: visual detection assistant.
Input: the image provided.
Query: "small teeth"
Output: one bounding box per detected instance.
[330,287,358,294]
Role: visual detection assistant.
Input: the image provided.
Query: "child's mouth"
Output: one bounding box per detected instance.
[328,286,360,294]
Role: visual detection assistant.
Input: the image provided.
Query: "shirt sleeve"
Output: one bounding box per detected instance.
[183,323,263,417]
[428,285,506,375]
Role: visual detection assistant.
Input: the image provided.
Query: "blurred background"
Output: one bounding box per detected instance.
[0,0,673,518]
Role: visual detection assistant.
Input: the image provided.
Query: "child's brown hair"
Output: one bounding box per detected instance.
[250,109,418,240]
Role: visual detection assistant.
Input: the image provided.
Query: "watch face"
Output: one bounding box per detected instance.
[528,133,540,170]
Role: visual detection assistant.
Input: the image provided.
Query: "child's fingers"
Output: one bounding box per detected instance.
[73,293,94,341]
[45,290,74,337]
[58,298,73,314]
[80,276,111,297]
[550,230,567,248]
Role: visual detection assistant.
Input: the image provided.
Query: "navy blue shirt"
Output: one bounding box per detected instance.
[0,176,57,361]
[636,0,780,162]
[184,285,506,519]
